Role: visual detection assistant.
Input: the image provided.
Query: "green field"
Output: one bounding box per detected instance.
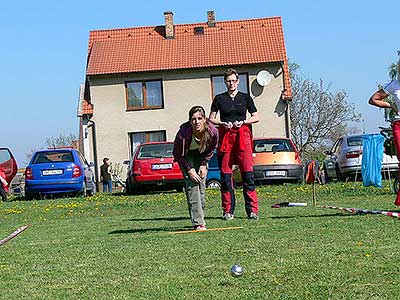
[1,182,400,300]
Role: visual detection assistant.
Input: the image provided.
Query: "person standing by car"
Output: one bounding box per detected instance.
[173,106,218,230]
[369,69,400,205]
[100,158,113,193]
[209,68,260,220]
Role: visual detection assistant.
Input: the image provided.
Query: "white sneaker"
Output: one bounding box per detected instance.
[194,225,207,231]
[223,213,234,220]
[248,212,259,220]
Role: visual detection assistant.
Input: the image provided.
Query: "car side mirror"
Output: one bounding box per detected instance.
[123,160,130,165]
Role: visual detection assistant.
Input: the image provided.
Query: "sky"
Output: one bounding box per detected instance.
[1,0,398,166]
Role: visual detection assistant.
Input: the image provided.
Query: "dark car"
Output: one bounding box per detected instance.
[125,142,184,194]
[0,147,18,201]
[25,148,95,199]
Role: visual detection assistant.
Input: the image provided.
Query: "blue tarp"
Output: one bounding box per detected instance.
[362,134,384,188]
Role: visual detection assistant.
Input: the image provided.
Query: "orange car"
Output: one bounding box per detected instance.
[234,138,303,184]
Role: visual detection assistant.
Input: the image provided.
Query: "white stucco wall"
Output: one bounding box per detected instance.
[87,64,289,179]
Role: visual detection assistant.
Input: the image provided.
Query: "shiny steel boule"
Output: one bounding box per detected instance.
[230,264,244,277]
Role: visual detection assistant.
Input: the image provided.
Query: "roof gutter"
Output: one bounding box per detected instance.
[87,119,99,191]
[279,61,291,138]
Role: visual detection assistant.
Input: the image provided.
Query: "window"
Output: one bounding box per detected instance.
[32,151,74,164]
[253,139,294,153]
[137,144,174,159]
[211,73,249,98]
[0,149,11,164]
[126,80,163,110]
[331,138,343,154]
[347,136,363,147]
[129,131,166,157]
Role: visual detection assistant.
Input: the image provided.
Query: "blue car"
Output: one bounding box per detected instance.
[206,151,221,189]
[25,148,95,199]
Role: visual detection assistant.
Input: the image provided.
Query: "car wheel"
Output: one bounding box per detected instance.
[0,185,7,201]
[335,164,344,181]
[394,177,400,194]
[323,166,330,183]
[125,179,133,195]
[78,183,87,197]
[206,179,221,189]
[25,191,34,200]
[175,186,185,193]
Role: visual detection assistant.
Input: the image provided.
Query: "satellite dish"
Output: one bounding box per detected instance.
[256,70,272,86]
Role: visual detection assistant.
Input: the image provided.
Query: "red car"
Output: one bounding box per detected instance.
[125,142,184,194]
[0,147,18,201]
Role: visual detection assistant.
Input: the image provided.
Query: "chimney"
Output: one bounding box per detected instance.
[207,10,215,27]
[164,11,174,39]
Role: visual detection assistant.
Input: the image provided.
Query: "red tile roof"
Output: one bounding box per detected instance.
[86,16,291,99]
[81,100,93,115]
[77,83,93,116]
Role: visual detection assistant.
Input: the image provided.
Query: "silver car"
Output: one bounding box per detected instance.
[323,134,399,181]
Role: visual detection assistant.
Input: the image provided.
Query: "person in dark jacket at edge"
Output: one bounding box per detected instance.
[173,106,219,230]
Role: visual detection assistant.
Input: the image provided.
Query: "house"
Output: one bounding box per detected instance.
[78,11,292,182]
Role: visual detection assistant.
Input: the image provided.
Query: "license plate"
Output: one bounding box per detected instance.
[152,163,173,170]
[266,170,286,176]
[42,169,63,176]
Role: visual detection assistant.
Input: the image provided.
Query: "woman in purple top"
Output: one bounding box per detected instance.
[173,106,219,230]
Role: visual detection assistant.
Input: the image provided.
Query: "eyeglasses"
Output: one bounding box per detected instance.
[225,80,238,84]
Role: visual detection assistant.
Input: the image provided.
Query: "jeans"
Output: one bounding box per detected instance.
[102,180,113,193]
[182,151,206,227]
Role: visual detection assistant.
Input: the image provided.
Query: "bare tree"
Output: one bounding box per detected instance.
[289,63,361,156]
[46,133,77,148]
[24,133,77,166]
[24,148,40,166]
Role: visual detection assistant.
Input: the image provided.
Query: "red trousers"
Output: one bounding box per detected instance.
[393,121,400,206]
[218,125,258,215]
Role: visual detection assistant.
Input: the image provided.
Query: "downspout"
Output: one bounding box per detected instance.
[279,61,290,138]
[87,119,99,191]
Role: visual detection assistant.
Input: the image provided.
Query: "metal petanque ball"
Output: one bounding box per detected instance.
[230,264,244,277]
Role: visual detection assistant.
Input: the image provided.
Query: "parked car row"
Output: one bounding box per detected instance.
[323,134,399,181]
[3,133,395,200]
[124,137,304,194]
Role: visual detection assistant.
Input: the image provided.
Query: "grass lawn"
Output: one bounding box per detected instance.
[1,181,400,300]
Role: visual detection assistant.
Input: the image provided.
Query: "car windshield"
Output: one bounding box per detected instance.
[32,151,74,164]
[137,144,173,159]
[347,136,363,147]
[253,139,294,153]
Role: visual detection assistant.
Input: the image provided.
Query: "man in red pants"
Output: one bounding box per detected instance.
[209,68,259,220]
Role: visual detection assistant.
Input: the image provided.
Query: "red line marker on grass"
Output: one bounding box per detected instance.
[0,225,30,246]
[318,205,400,219]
